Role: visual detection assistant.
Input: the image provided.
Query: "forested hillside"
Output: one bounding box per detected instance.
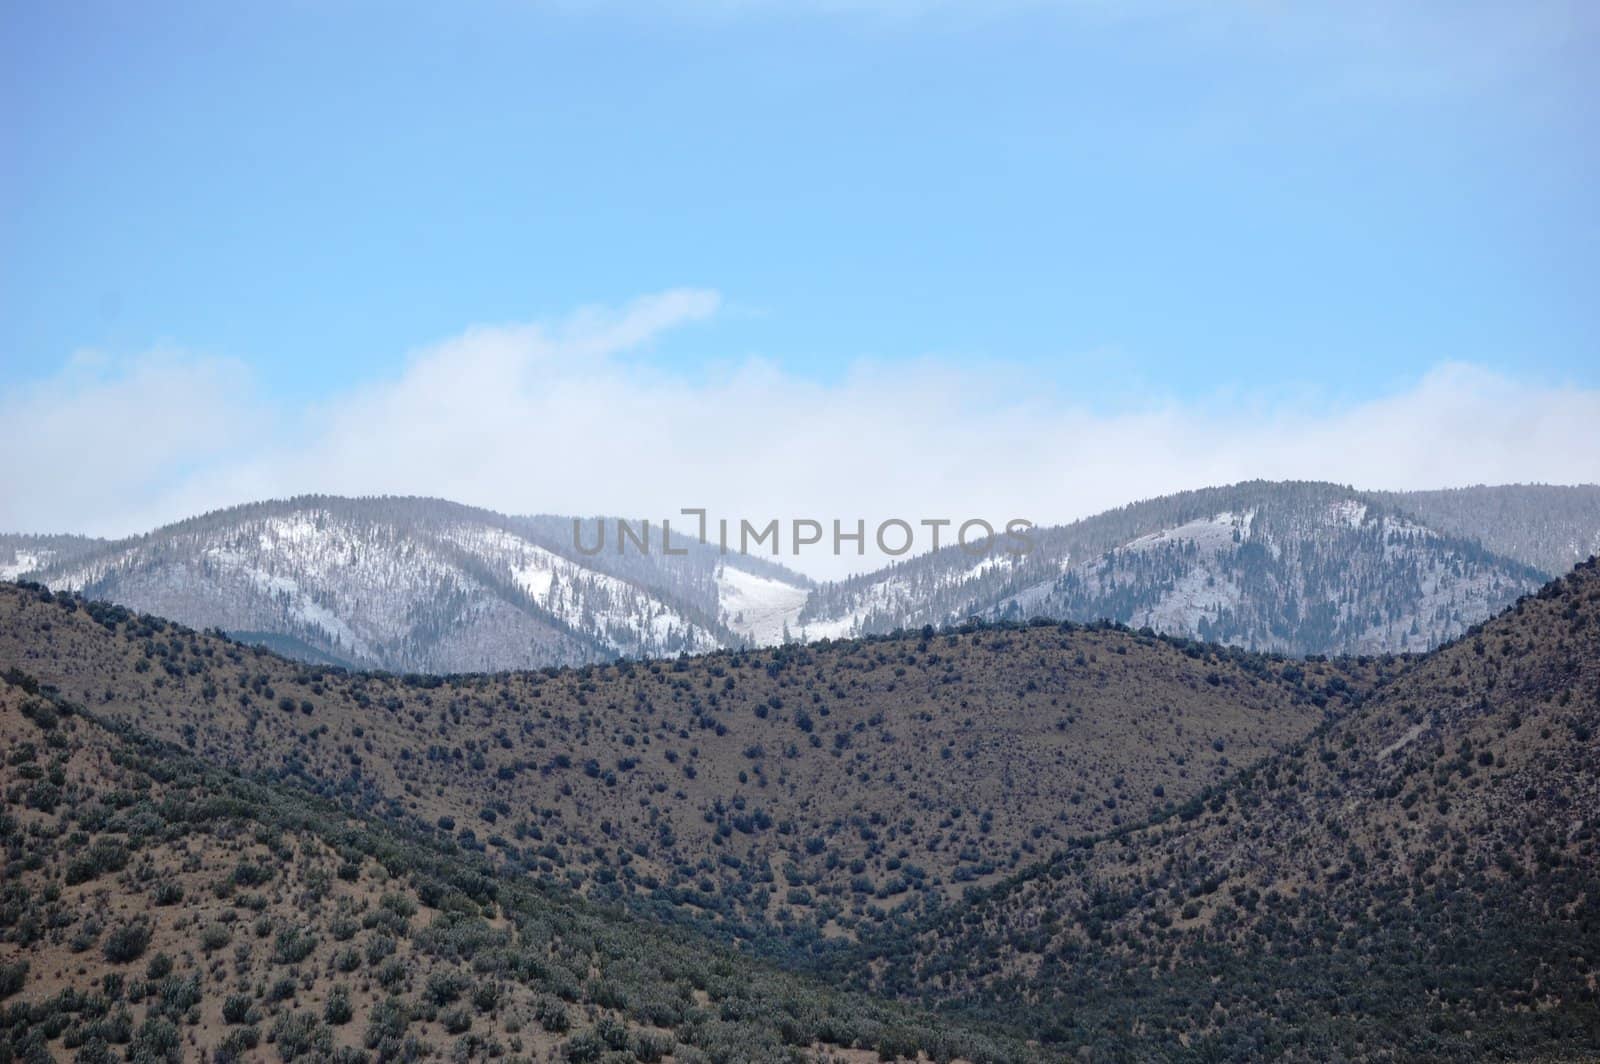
[850,558,1600,1060]
[0,581,1381,946]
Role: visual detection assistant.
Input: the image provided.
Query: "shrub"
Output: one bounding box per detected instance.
[365,934,396,965]
[200,923,232,953]
[20,697,59,730]
[74,1038,116,1064]
[0,961,25,999]
[270,1011,333,1061]
[65,840,129,885]
[563,1028,606,1063]
[273,927,317,964]
[376,959,407,990]
[533,996,569,1033]
[128,1017,181,1063]
[222,994,256,1025]
[233,860,274,887]
[425,970,467,1005]
[215,1027,261,1063]
[103,922,151,964]
[633,1030,675,1062]
[325,985,353,1026]
[363,996,409,1049]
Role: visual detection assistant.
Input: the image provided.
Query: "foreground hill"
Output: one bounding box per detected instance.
[13,497,812,673]
[850,558,1600,1060]
[0,673,1030,1064]
[0,581,1383,946]
[800,481,1564,655]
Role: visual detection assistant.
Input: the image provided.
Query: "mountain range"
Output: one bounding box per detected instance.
[1,499,810,674]
[4,481,1597,671]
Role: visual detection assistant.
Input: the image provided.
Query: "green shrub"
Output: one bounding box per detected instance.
[102,922,151,964]
[214,1027,260,1064]
[270,1011,332,1061]
[200,923,232,952]
[563,1028,606,1063]
[222,994,256,1025]
[272,927,317,964]
[232,860,274,887]
[128,1016,181,1063]
[632,1030,675,1062]
[534,996,570,1033]
[363,996,409,1049]
[425,970,467,1005]
[324,985,353,1026]
[0,960,26,999]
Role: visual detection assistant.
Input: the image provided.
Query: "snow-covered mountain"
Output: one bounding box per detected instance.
[10,498,812,673]
[5,482,1595,667]
[796,481,1591,656]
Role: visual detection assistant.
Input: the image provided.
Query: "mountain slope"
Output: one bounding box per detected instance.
[799,481,1560,656]
[17,497,813,674]
[0,672,1033,1064]
[852,557,1600,1060]
[1377,482,1600,578]
[0,581,1384,947]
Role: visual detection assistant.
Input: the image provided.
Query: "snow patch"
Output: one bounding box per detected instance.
[0,551,50,581]
[717,565,810,645]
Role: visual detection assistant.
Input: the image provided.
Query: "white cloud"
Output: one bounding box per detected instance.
[0,350,267,536]
[3,291,1598,579]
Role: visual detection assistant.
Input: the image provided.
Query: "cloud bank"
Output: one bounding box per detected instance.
[3,288,1597,578]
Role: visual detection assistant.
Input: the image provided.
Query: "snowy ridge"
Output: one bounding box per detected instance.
[22,498,805,672]
[800,482,1566,656]
[7,482,1591,667]
[987,496,1546,654]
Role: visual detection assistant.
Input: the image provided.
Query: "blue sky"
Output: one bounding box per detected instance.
[3,2,1598,558]
[6,0,1595,400]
